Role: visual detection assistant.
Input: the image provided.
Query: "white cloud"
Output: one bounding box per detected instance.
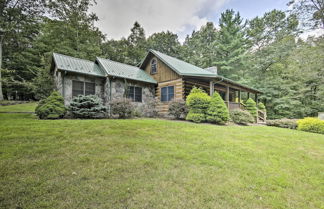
[90,0,229,41]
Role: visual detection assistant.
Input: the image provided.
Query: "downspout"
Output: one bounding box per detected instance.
[62,71,65,98]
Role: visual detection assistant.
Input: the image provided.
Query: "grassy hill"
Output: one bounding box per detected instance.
[0,108,323,208]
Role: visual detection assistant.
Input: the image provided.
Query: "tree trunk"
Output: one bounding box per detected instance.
[0,36,4,101]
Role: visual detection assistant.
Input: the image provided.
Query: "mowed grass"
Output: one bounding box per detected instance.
[0,113,323,209]
[0,102,37,112]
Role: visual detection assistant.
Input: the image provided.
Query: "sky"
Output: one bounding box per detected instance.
[90,0,289,42]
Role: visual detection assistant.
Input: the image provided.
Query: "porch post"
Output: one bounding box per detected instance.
[247,92,250,99]
[226,86,230,109]
[209,81,214,96]
[255,93,258,105]
[238,90,241,103]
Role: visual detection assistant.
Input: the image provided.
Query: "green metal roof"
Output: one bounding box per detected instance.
[96,57,157,84]
[140,49,262,93]
[53,53,105,77]
[144,49,217,77]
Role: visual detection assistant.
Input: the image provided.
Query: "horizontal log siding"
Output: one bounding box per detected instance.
[156,78,184,116]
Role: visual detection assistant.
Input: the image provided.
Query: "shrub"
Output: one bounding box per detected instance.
[297,117,324,134]
[110,98,134,119]
[186,112,206,123]
[69,95,107,119]
[257,102,266,112]
[206,92,229,124]
[168,99,188,119]
[246,98,257,121]
[230,109,254,125]
[185,87,211,123]
[266,119,297,129]
[141,98,159,117]
[35,91,66,119]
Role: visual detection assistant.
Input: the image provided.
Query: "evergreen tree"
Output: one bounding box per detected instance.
[214,9,247,80]
[206,92,229,124]
[181,22,218,68]
[126,21,146,65]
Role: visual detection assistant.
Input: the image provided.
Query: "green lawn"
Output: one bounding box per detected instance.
[0,113,323,209]
[0,102,37,112]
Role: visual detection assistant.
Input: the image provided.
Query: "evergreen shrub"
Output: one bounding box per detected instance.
[246,98,257,121]
[69,95,107,119]
[185,87,211,123]
[35,91,66,119]
[206,92,229,124]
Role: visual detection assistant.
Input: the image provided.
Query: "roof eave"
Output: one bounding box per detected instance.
[57,68,106,78]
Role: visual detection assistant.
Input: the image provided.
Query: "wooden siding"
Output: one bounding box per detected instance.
[155,78,184,116]
[144,56,180,82]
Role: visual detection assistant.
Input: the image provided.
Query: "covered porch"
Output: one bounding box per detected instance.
[182,76,266,122]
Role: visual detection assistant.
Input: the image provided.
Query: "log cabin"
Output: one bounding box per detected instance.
[51,49,265,121]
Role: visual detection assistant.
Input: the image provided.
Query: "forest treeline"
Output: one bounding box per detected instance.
[0,0,323,119]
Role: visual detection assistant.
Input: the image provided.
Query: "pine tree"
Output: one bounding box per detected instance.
[206,92,229,124]
[127,22,146,65]
[214,9,247,80]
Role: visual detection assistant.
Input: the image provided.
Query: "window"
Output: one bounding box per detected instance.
[85,82,95,95]
[72,80,95,97]
[72,81,84,97]
[128,86,142,102]
[151,59,157,74]
[161,86,174,102]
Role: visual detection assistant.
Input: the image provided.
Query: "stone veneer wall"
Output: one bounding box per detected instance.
[54,69,105,105]
[109,77,156,116]
[53,70,156,116]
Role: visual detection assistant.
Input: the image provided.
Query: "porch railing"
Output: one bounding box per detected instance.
[225,102,245,110]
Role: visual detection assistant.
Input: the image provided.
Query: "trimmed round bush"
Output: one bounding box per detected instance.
[185,87,211,123]
[246,98,257,121]
[110,98,134,119]
[206,92,229,124]
[230,109,254,125]
[69,95,107,119]
[168,99,188,119]
[35,91,66,119]
[297,117,324,134]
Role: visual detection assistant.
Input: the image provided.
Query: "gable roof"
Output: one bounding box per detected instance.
[52,53,156,84]
[140,49,217,77]
[52,53,105,77]
[140,49,261,93]
[96,57,157,84]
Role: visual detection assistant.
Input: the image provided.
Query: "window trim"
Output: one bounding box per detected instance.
[72,80,96,97]
[127,86,143,102]
[161,86,174,102]
[150,58,157,74]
